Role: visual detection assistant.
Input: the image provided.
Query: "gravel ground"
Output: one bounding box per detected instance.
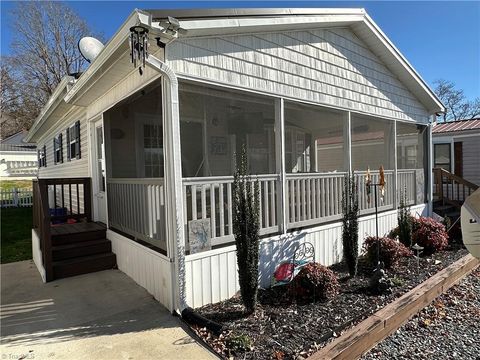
[362,266,480,360]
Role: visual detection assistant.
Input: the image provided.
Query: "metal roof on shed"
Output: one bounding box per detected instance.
[433,119,480,133]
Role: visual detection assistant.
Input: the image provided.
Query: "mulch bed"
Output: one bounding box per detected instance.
[188,245,469,360]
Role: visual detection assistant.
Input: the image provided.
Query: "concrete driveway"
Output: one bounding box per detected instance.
[0,261,217,360]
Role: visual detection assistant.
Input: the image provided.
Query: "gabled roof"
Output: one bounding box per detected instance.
[27,8,445,142]
[147,8,444,115]
[433,118,480,133]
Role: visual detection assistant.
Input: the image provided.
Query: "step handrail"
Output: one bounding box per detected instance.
[433,167,479,208]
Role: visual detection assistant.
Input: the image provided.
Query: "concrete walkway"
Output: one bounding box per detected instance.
[0,261,217,360]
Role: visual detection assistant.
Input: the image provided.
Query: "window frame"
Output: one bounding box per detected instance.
[38,145,47,168]
[66,121,81,161]
[53,133,63,164]
[434,143,452,172]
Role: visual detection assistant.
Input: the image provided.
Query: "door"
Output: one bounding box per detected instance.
[454,142,463,177]
[93,119,107,224]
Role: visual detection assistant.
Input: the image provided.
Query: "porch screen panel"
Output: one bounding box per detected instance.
[104,81,167,253]
[179,81,276,177]
[351,115,395,212]
[284,101,346,173]
[283,101,347,228]
[396,122,427,204]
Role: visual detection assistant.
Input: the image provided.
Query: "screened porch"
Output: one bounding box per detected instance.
[102,79,427,254]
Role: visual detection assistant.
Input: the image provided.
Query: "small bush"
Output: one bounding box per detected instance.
[411,216,448,253]
[397,190,413,248]
[363,236,412,269]
[291,262,340,301]
[226,333,253,352]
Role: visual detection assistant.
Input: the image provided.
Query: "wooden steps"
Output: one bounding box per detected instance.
[50,222,116,280]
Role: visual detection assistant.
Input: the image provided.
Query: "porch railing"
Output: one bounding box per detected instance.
[286,172,347,229]
[32,178,92,281]
[397,169,417,205]
[107,178,167,251]
[354,169,395,214]
[182,174,280,247]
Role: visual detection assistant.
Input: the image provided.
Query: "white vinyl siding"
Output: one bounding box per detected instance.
[460,135,480,186]
[168,27,430,123]
[37,108,89,179]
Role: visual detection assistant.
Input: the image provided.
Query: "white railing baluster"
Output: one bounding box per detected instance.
[219,183,225,237]
[210,183,216,238]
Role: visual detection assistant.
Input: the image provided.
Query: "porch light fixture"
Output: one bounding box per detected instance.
[130,25,149,75]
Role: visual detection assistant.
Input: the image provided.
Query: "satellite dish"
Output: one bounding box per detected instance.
[78,37,104,63]
[461,187,480,259]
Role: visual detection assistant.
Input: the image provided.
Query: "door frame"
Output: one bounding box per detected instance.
[89,115,108,224]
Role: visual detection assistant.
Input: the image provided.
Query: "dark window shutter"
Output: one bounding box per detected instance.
[37,149,41,168]
[66,127,71,161]
[59,133,63,163]
[53,138,57,164]
[75,121,81,159]
[43,145,47,167]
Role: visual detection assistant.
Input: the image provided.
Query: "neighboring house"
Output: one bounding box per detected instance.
[26,8,444,312]
[432,119,480,186]
[0,130,37,179]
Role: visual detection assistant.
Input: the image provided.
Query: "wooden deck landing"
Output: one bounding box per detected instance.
[51,222,106,236]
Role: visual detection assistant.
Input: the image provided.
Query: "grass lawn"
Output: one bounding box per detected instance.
[1,207,32,263]
[0,180,33,191]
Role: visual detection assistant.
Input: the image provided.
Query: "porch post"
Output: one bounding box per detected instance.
[427,115,435,216]
[275,98,287,234]
[345,111,352,174]
[393,120,398,209]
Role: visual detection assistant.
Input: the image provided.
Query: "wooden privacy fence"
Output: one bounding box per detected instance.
[0,188,33,208]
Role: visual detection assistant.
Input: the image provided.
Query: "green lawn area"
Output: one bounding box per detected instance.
[1,207,32,263]
[0,180,33,191]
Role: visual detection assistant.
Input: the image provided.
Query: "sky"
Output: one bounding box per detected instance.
[1,1,479,100]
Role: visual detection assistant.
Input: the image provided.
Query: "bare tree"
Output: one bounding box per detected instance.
[1,1,100,138]
[434,79,480,122]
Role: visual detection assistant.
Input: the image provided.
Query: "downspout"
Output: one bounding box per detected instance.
[145,47,223,335]
[144,54,187,313]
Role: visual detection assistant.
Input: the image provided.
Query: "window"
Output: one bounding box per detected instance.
[66,121,81,160]
[38,145,47,167]
[53,134,63,164]
[142,122,163,177]
[434,143,451,172]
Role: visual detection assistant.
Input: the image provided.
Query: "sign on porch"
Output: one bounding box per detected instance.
[188,218,212,254]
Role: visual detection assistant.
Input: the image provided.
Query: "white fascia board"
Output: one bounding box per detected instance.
[25,76,74,142]
[63,9,152,105]
[174,12,365,37]
[361,13,445,114]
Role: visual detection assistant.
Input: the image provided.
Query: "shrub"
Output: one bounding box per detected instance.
[291,262,340,301]
[226,333,253,353]
[411,216,448,253]
[342,174,359,277]
[363,236,412,269]
[397,189,413,248]
[233,146,260,314]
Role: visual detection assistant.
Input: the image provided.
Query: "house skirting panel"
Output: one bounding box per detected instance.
[32,229,46,283]
[107,229,174,311]
[185,204,427,308]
